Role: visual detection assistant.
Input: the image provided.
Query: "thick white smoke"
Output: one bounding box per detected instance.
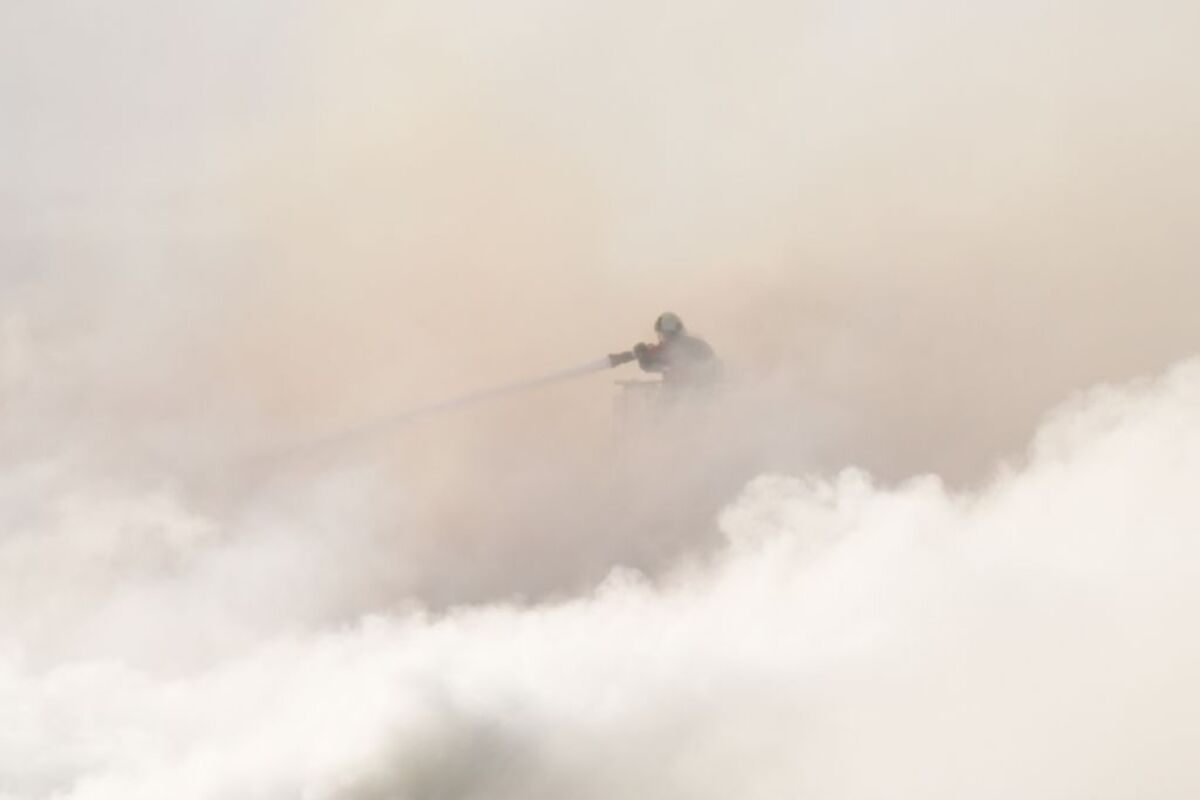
[5,0,1200,796]
[4,358,1199,798]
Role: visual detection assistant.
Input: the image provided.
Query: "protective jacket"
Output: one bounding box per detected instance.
[632,333,719,385]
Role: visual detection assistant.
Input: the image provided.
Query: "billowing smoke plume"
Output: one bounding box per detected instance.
[6,356,1200,798]
[3,0,1200,796]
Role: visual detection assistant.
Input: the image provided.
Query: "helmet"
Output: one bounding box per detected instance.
[654,312,684,337]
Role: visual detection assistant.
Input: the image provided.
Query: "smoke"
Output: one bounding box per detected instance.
[3,0,1200,795]
[8,0,1200,607]
[4,357,1200,798]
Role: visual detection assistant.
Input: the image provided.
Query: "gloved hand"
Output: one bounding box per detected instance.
[608,351,636,367]
[632,342,656,369]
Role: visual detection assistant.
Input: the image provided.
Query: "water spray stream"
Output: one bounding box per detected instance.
[271,356,618,462]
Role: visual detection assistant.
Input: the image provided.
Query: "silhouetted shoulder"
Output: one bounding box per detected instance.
[679,334,715,361]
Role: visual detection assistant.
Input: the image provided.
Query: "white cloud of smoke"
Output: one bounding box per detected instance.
[3,0,1200,796]
[4,358,1200,798]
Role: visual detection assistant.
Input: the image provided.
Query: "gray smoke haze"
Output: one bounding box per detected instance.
[3,0,1200,796]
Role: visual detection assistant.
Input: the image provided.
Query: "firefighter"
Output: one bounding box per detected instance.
[609,312,720,387]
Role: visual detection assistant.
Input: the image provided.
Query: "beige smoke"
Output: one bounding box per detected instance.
[2,0,1199,617]
[200,0,1200,602]
[2,0,1200,794]
[223,0,1200,476]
